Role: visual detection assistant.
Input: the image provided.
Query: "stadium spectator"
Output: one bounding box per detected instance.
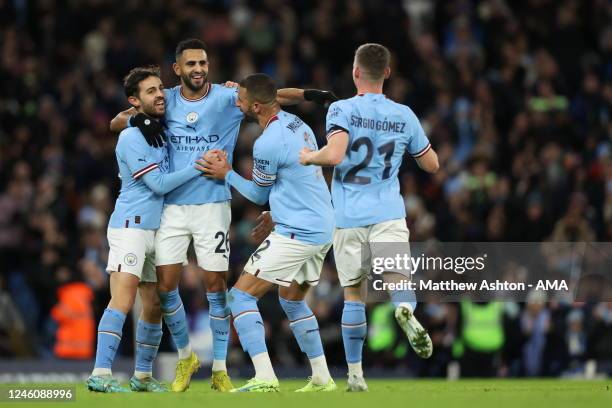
[520,290,550,376]
[454,301,505,377]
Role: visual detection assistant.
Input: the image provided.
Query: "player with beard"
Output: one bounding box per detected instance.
[109,39,337,392]
[88,66,201,393]
[197,73,336,393]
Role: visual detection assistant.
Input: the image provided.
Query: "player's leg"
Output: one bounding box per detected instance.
[202,270,231,369]
[228,273,278,392]
[130,282,167,391]
[191,201,232,391]
[156,263,192,359]
[279,285,335,391]
[155,205,199,391]
[334,226,370,391]
[130,249,168,392]
[371,219,432,359]
[279,243,336,392]
[230,232,312,392]
[156,263,200,392]
[89,271,138,393]
[342,282,368,387]
[88,228,146,393]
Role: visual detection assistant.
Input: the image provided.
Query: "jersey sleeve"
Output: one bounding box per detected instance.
[224,132,278,205]
[406,112,431,158]
[214,84,239,108]
[225,170,271,205]
[117,132,160,179]
[227,86,239,107]
[251,133,280,187]
[141,165,199,196]
[325,101,350,140]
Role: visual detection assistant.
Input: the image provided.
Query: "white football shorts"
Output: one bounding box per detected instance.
[155,201,231,271]
[106,227,157,282]
[243,232,331,287]
[333,218,411,287]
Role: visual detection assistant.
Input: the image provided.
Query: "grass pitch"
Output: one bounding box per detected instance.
[6,379,611,408]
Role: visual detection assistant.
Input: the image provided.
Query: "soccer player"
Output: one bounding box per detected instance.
[109,39,336,392]
[198,73,336,393]
[300,43,440,391]
[88,66,202,393]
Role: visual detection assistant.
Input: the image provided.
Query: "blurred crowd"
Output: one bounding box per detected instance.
[1,0,611,377]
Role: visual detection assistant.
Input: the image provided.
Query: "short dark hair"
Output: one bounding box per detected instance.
[355,43,391,81]
[123,65,161,98]
[175,38,207,60]
[239,73,277,104]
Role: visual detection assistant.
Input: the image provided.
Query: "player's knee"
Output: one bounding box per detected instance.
[140,288,161,316]
[279,296,312,320]
[155,264,181,292]
[228,287,258,316]
[156,274,178,292]
[108,296,135,315]
[204,271,227,292]
[156,281,171,293]
[344,285,364,302]
[141,300,162,322]
[278,287,306,302]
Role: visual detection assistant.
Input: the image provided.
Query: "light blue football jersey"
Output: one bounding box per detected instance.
[326,93,431,228]
[227,110,335,245]
[163,83,244,205]
[109,127,199,230]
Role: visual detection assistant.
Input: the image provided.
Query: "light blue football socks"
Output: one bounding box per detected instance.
[229,288,275,380]
[207,291,231,371]
[92,308,126,376]
[134,319,162,378]
[159,289,192,359]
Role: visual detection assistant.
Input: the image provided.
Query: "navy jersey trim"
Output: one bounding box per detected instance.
[412,143,431,158]
[132,163,159,179]
[326,126,348,140]
[179,82,211,102]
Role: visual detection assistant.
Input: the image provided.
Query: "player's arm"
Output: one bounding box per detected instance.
[414,148,439,173]
[195,152,272,205]
[139,165,200,196]
[111,109,165,148]
[121,135,199,196]
[110,107,137,133]
[300,128,349,166]
[198,139,279,205]
[408,115,439,174]
[300,100,351,166]
[276,88,338,106]
[225,170,272,205]
[251,211,274,242]
[222,82,337,107]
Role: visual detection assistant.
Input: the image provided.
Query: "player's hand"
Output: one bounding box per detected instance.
[299,147,314,165]
[195,151,232,179]
[204,149,228,161]
[304,89,338,107]
[251,211,274,243]
[190,149,222,170]
[223,81,239,88]
[130,113,165,148]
